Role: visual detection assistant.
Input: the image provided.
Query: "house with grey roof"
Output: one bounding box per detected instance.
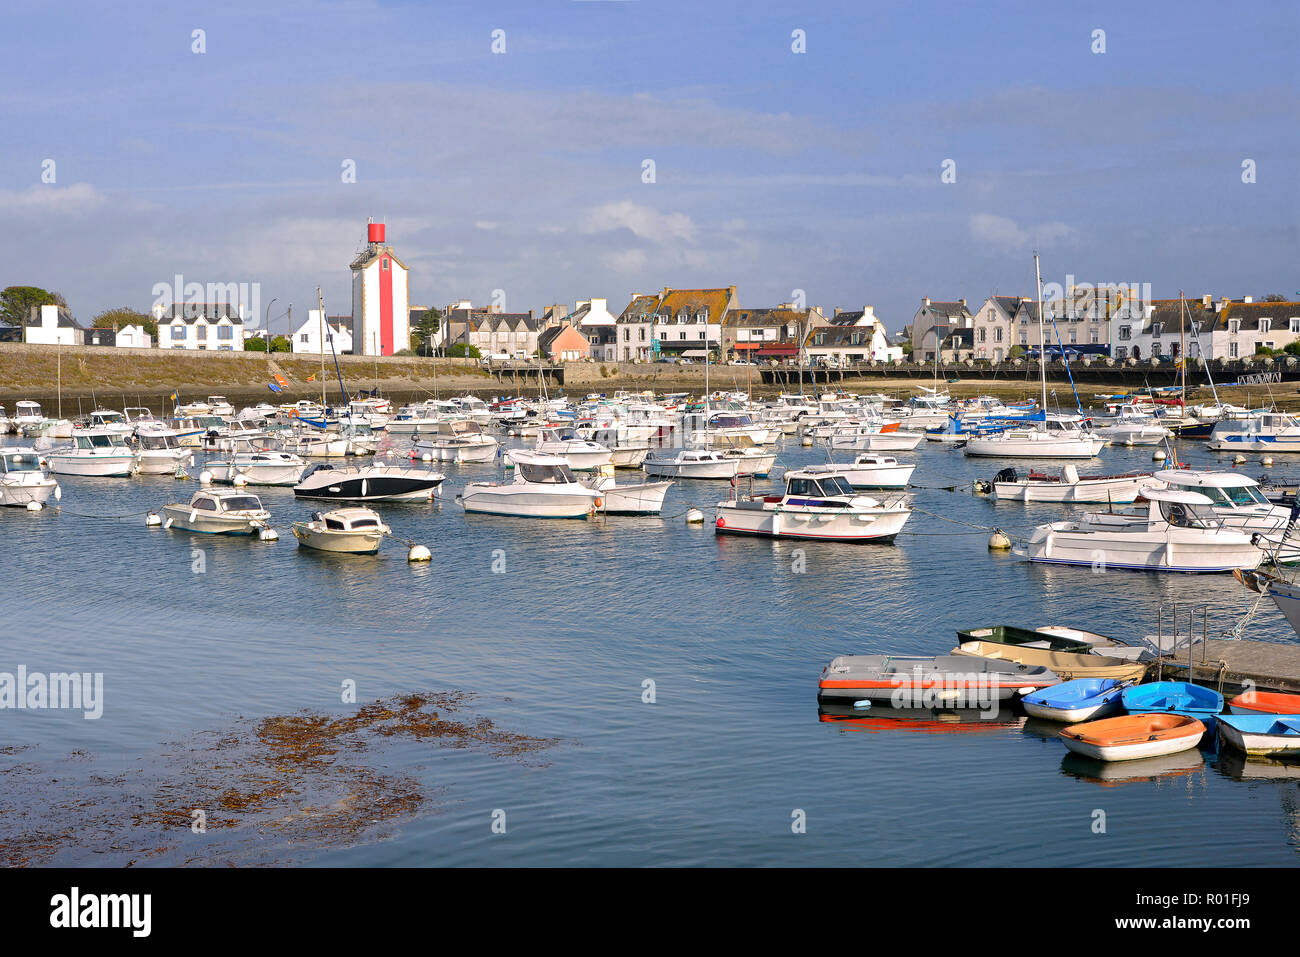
[909,298,972,361]
[154,302,245,351]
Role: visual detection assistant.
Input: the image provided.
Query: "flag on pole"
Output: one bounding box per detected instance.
[170,390,180,406]
[307,373,316,382]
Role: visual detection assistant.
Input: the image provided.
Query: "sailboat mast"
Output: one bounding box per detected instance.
[1034,253,1047,414]
[317,288,327,407]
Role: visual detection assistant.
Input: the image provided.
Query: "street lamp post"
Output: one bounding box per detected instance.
[264,298,278,361]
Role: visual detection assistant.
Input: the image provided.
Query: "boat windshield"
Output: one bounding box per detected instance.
[1159,501,1214,528]
[815,475,857,497]
[140,434,177,450]
[1193,484,1269,507]
[78,433,125,449]
[518,462,576,484]
[1,453,40,473]
[220,495,263,512]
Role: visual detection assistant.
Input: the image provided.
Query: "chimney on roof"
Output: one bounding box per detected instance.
[923,297,931,306]
[1202,294,1212,307]
[959,298,966,306]
[1243,296,1253,304]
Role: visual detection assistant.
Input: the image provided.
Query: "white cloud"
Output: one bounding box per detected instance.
[0,183,103,214]
[581,201,698,245]
[970,213,1076,251]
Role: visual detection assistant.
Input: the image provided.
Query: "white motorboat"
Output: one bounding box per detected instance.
[133,426,195,474]
[11,401,44,434]
[292,507,389,554]
[720,446,777,477]
[46,430,137,477]
[610,445,649,469]
[643,448,740,480]
[963,414,1106,458]
[829,454,915,489]
[825,425,924,452]
[460,450,600,518]
[294,462,445,501]
[586,472,673,515]
[84,409,134,436]
[530,427,612,471]
[986,464,1153,503]
[714,466,911,542]
[1146,468,1300,563]
[412,419,499,464]
[1208,412,1300,453]
[0,448,60,507]
[160,489,272,535]
[205,395,235,417]
[209,450,307,486]
[1093,406,1172,446]
[1012,487,1265,572]
[0,405,9,435]
[685,411,778,447]
[277,430,349,458]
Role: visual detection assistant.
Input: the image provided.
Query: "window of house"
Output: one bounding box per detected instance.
[639,328,646,341]
[1261,318,1272,333]
[1290,318,1300,333]
[978,328,986,342]
[1119,326,1131,341]
[1151,323,1162,338]
[195,324,207,339]
[1230,320,1241,334]
[995,328,1003,342]
[1230,341,1239,358]
[218,325,232,340]
[679,331,686,340]
[381,258,389,271]
[172,323,185,340]
[300,333,309,342]
[1116,346,1127,359]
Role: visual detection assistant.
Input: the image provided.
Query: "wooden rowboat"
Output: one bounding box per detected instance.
[950,641,1148,683]
[1059,714,1206,762]
[956,624,1096,653]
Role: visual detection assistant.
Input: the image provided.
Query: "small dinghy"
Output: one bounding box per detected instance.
[951,641,1148,683]
[1121,681,1223,735]
[1058,713,1206,762]
[818,654,1058,705]
[1217,714,1300,756]
[956,624,1098,653]
[1227,690,1300,716]
[1022,678,1130,723]
[292,507,389,554]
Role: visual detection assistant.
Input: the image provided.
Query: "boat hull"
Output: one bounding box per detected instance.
[160,504,268,535]
[292,525,384,554]
[460,486,598,518]
[716,500,910,542]
[1217,715,1300,755]
[1059,714,1205,761]
[1014,522,1263,573]
[47,454,136,478]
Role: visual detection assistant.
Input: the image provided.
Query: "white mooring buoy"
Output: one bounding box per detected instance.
[25,501,42,512]
[685,507,705,525]
[258,526,278,542]
[146,512,162,527]
[233,474,249,487]
[1234,454,1247,465]
[199,469,214,486]
[421,453,433,463]
[988,529,1011,550]
[801,435,813,447]
[1262,456,1274,467]
[408,544,432,563]
[1152,449,1166,462]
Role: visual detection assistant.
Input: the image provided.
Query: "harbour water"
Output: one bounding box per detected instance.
[3,432,1300,866]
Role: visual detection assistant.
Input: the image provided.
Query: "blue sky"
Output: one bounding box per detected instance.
[1,0,1296,332]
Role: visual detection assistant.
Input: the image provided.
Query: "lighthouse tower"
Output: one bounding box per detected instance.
[350,219,410,356]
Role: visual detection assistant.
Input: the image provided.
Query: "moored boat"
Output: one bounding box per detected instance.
[1121,681,1223,735]
[1021,678,1129,723]
[292,507,389,554]
[818,654,1059,704]
[1227,690,1300,716]
[715,466,910,542]
[460,450,599,518]
[1216,714,1300,756]
[160,489,272,535]
[1058,713,1205,762]
[294,462,445,502]
[0,448,60,507]
[951,641,1148,683]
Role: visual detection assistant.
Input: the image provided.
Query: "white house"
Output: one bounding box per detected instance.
[292,310,354,355]
[824,306,902,362]
[350,220,410,356]
[115,324,152,348]
[154,302,245,351]
[24,304,81,346]
[572,298,618,362]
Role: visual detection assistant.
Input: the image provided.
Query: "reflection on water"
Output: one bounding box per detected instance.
[1060,749,1207,787]
[3,431,1300,864]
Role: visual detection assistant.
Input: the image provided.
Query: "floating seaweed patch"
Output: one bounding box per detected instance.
[0,691,559,866]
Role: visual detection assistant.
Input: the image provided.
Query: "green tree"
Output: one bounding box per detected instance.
[247,335,290,353]
[446,342,481,359]
[1008,345,1026,360]
[412,307,441,355]
[1262,294,1288,302]
[1284,340,1300,357]
[1,286,66,326]
[92,306,157,339]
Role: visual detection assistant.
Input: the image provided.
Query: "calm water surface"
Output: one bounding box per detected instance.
[3,430,1299,866]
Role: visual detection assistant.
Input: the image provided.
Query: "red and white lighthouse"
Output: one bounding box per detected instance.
[350,218,409,356]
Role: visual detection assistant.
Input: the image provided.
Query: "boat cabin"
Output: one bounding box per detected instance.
[189,489,266,514]
[1154,470,1270,508]
[1,450,44,475]
[72,431,130,451]
[314,508,383,532]
[516,459,579,485]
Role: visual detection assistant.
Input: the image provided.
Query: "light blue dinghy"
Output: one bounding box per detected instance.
[1022,678,1128,723]
[1122,681,1224,736]
[1217,714,1300,756]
